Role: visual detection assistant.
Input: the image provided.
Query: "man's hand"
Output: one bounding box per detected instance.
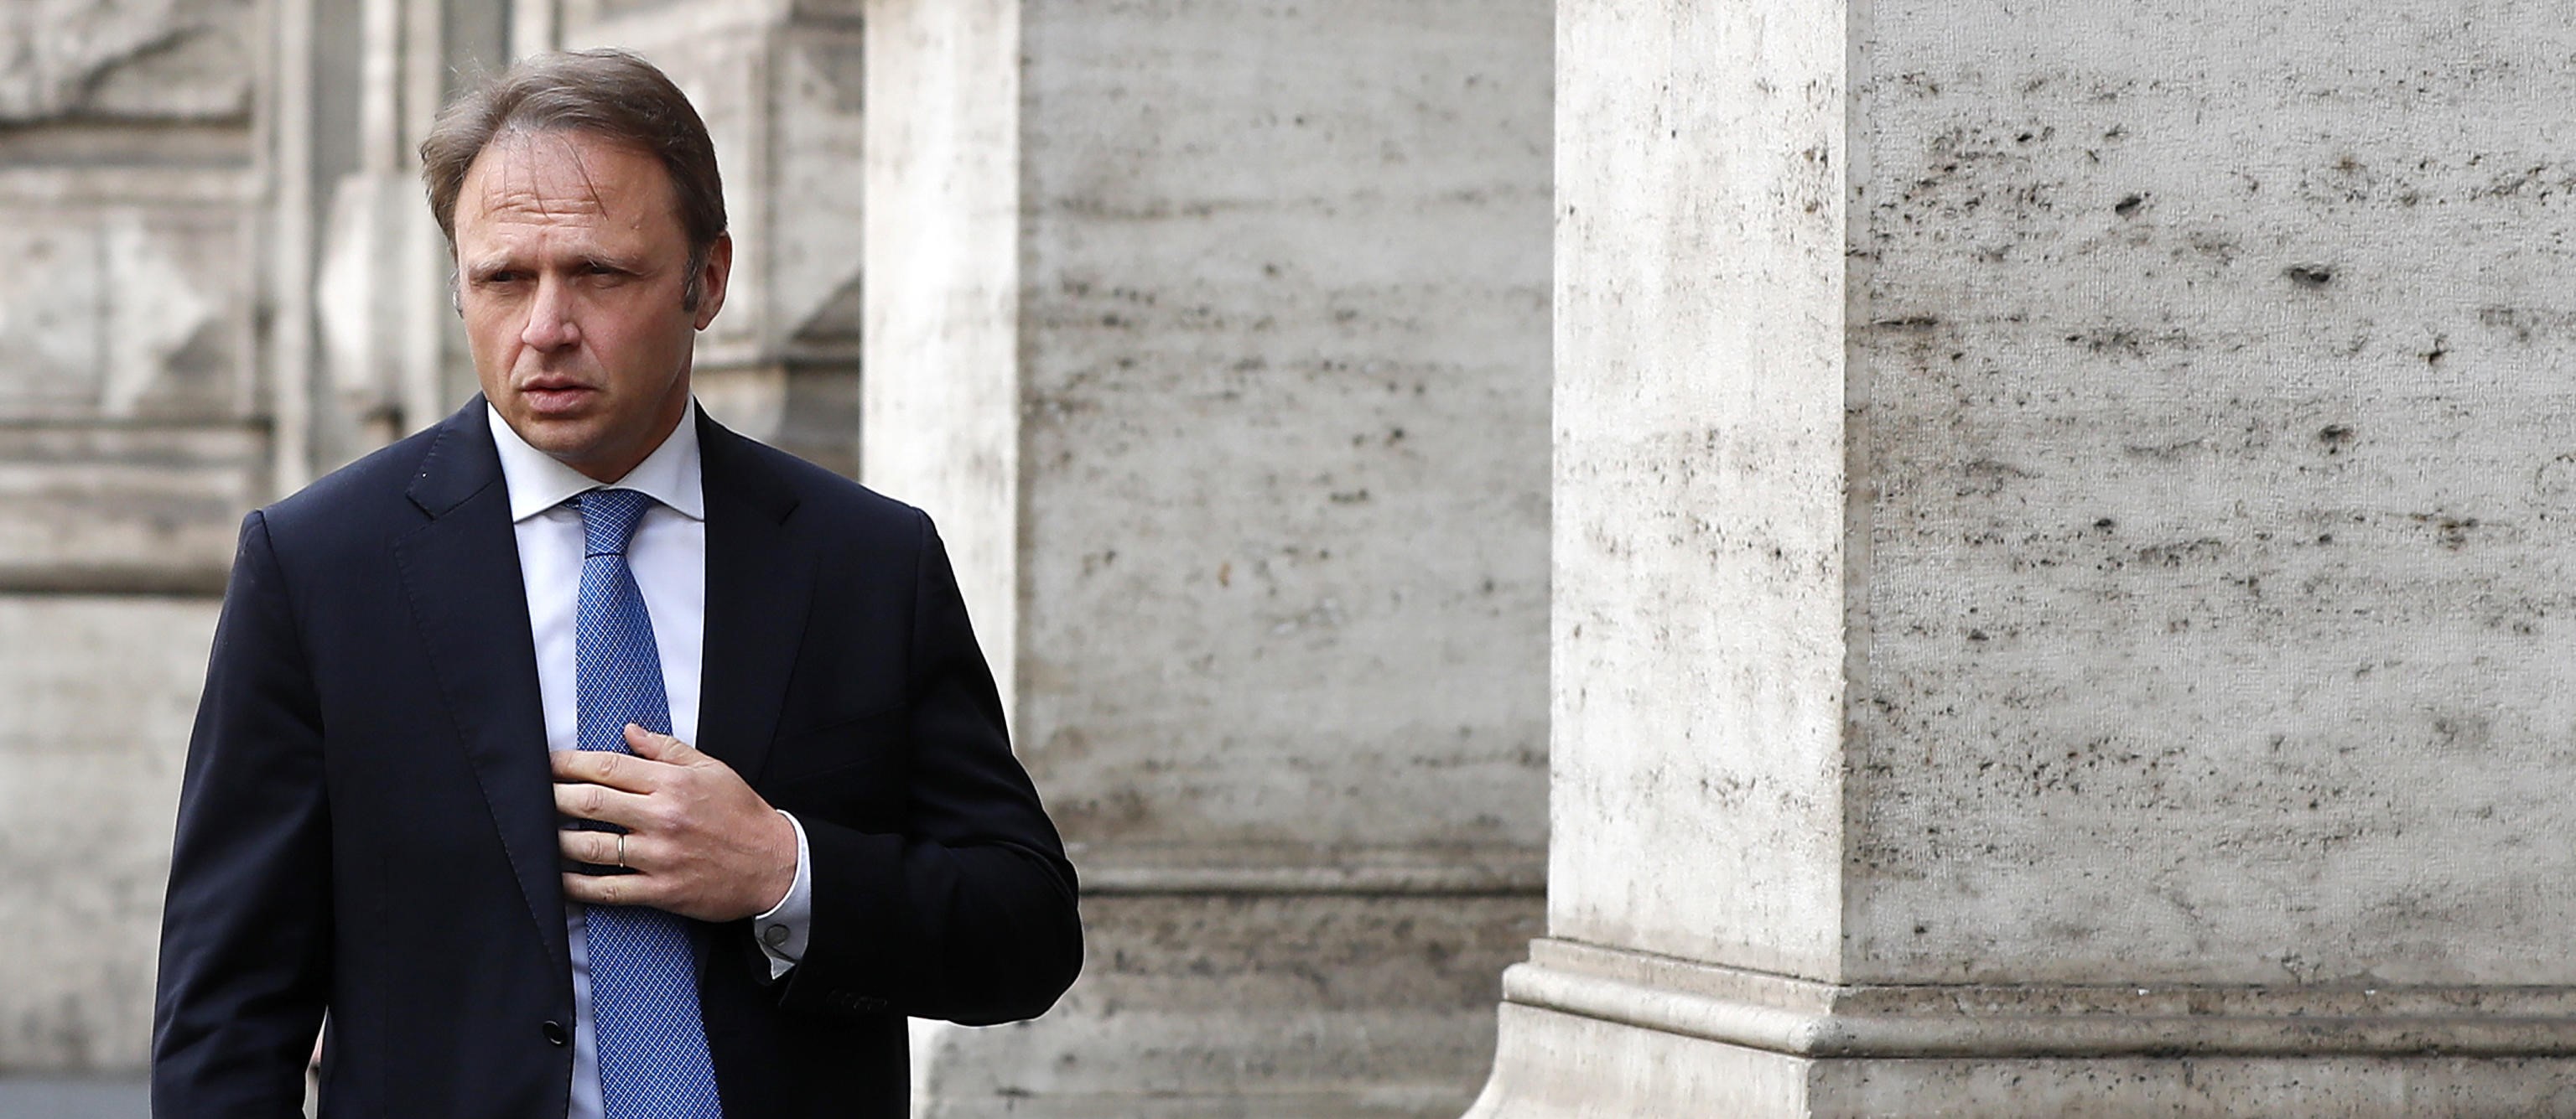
[553,724,797,922]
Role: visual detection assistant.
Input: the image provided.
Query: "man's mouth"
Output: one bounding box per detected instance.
[520,381,595,414]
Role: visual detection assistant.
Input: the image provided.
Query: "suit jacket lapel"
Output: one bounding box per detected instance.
[695,410,808,789]
[390,399,567,971]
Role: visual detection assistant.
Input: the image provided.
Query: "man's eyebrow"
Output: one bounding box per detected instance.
[460,252,649,277]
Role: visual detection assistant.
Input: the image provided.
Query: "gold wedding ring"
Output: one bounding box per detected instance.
[615,832,626,869]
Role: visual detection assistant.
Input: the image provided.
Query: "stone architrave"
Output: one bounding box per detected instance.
[1467,1,2576,1115]
[864,1,1555,1113]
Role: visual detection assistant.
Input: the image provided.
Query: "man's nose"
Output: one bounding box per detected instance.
[521,276,581,350]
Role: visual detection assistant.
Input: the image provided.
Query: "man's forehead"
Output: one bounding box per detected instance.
[459,128,673,223]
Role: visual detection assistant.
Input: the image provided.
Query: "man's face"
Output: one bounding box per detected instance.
[453,128,730,482]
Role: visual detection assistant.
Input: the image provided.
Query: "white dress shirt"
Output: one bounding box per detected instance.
[486,401,813,1119]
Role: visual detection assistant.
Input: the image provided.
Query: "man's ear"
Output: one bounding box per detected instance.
[691,232,734,330]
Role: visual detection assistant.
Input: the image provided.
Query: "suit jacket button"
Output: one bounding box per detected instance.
[542,1020,570,1046]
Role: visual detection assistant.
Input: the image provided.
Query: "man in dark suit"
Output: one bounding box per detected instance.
[151,49,1081,1117]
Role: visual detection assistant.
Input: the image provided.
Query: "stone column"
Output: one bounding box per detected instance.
[301,0,486,469]
[1468,1,2576,1115]
[864,1,1555,1113]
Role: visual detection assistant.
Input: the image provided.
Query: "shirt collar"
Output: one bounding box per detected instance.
[486,397,707,524]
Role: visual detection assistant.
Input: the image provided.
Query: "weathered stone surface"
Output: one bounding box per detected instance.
[919,892,1541,1118]
[0,0,254,123]
[0,424,263,594]
[770,26,867,357]
[1467,1004,1811,1118]
[865,0,1555,857]
[1810,1055,2576,1118]
[0,1,288,1083]
[1473,0,2576,1112]
[1843,0,2576,990]
[1471,1003,2576,1119]
[0,206,251,423]
[0,598,216,1071]
[314,172,436,425]
[1485,938,2576,1072]
[1011,0,1554,872]
[0,174,262,596]
[861,0,1021,686]
[693,362,861,479]
[868,0,1552,1111]
[1544,0,1850,979]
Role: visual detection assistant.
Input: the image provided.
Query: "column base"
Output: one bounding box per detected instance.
[1465,940,2576,1117]
[916,888,1544,1117]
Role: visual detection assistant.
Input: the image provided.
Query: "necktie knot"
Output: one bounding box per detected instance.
[574,489,657,557]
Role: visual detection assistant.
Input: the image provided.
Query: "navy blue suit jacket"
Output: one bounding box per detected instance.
[153,399,1081,1117]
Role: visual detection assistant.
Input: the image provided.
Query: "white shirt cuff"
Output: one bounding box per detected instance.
[753,810,814,979]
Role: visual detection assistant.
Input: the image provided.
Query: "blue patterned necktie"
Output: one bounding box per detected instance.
[572,488,724,1118]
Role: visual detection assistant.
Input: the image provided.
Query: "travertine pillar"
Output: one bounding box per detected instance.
[1469,2,2576,1115]
[865,1,1555,1113]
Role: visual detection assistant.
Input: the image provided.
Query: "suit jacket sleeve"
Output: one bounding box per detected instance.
[152,510,332,1116]
[773,510,1082,1025]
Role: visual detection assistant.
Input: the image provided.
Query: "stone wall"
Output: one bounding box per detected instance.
[1846,0,2576,992]
[0,0,262,1073]
[0,0,264,596]
[0,600,217,1070]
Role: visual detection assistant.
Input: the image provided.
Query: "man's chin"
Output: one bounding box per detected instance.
[502,411,603,457]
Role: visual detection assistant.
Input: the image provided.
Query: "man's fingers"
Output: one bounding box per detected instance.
[563,870,661,908]
[548,727,781,923]
[624,723,698,763]
[548,729,703,791]
[553,779,652,828]
[550,748,664,793]
[557,827,628,869]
